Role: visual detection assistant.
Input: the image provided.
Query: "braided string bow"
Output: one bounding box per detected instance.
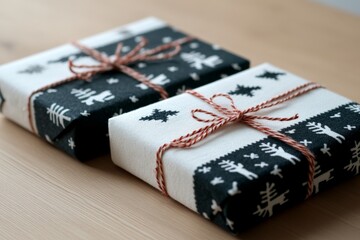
[156,82,321,198]
[68,36,192,99]
[28,36,192,133]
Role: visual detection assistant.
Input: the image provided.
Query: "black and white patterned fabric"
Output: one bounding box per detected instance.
[0,17,249,160]
[109,63,360,233]
[194,102,360,232]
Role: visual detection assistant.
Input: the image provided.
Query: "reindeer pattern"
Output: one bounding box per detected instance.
[194,101,360,232]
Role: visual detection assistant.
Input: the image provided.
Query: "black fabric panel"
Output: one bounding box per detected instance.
[193,102,360,233]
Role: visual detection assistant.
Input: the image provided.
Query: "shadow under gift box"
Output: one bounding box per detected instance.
[0,17,249,161]
[109,63,360,233]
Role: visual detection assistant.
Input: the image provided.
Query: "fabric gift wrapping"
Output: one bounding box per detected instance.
[109,63,360,233]
[0,17,249,161]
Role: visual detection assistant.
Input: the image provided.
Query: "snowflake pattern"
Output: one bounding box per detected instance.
[113,108,123,117]
[129,95,139,103]
[106,78,119,84]
[137,62,147,68]
[286,129,296,134]
[68,138,76,150]
[270,165,283,178]
[227,181,241,196]
[210,177,224,185]
[121,46,131,52]
[80,110,90,117]
[168,66,178,72]
[176,85,187,95]
[220,74,228,78]
[190,73,200,81]
[320,144,331,156]
[231,63,242,71]
[226,218,234,230]
[330,112,341,118]
[300,139,312,146]
[45,135,53,144]
[47,89,57,93]
[198,166,211,174]
[244,153,259,159]
[344,125,356,130]
[162,36,172,43]
[211,199,222,215]
[254,162,268,168]
[189,42,199,49]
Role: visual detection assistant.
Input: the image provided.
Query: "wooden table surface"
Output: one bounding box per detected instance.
[1,0,360,239]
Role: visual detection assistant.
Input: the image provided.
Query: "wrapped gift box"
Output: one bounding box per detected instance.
[109,63,360,233]
[0,17,249,160]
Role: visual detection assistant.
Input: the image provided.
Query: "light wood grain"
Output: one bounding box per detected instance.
[0,0,360,239]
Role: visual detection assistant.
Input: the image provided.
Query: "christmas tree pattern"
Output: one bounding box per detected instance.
[253,182,289,217]
[139,109,179,122]
[344,141,360,175]
[256,70,285,80]
[46,103,71,128]
[303,162,334,194]
[228,85,261,97]
[18,65,45,74]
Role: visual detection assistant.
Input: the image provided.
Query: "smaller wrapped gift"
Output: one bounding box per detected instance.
[0,17,249,160]
[109,63,360,233]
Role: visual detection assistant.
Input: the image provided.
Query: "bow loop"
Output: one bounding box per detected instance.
[124,37,148,61]
[191,109,224,123]
[114,42,123,62]
[209,93,239,115]
[71,41,110,64]
[67,59,111,82]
